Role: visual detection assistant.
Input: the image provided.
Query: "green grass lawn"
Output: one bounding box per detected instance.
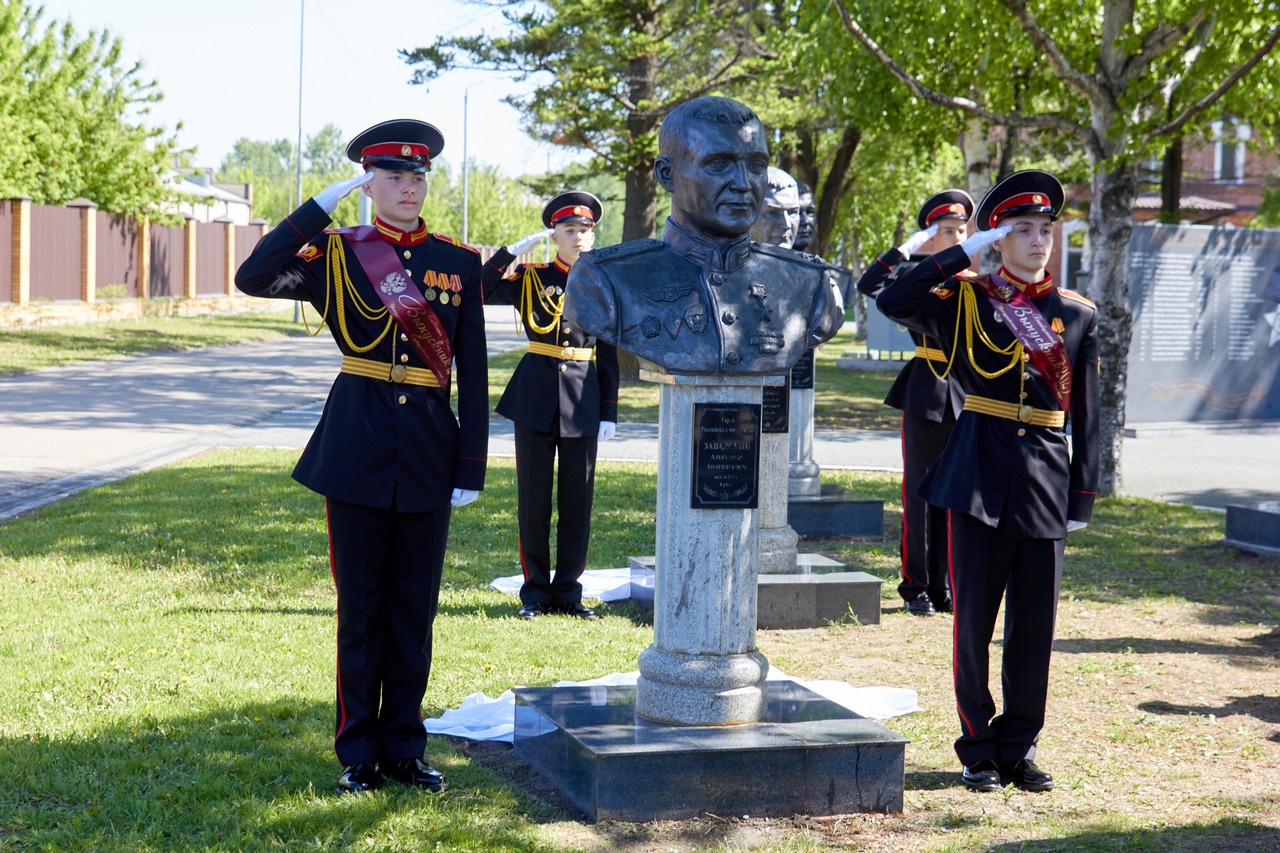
[0,309,309,375]
[2,449,1277,851]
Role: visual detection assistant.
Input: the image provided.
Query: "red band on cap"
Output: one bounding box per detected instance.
[925,203,966,225]
[990,192,1050,226]
[551,205,594,223]
[361,142,432,161]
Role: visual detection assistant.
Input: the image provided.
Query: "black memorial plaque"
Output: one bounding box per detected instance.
[761,381,790,433]
[691,403,760,509]
[790,348,815,390]
[1127,223,1280,422]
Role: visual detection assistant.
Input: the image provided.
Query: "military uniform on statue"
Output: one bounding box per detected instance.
[481,192,619,620]
[877,170,1099,794]
[235,120,488,795]
[856,189,973,617]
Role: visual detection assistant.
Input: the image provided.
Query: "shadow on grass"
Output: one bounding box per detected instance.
[984,818,1280,853]
[1138,693,1280,726]
[0,698,556,851]
[1052,631,1280,660]
[167,605,334,618]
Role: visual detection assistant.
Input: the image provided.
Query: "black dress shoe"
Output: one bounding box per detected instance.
[380,757,448,792]
[560,601,598,620]
[906,591,936,616]
[931,592,953,614]
[517,602,547,620]
[336,761,380,794]
[961,759,1003,792]
[1000,758,1054,791]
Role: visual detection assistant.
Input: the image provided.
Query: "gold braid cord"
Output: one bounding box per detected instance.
[520,265,564,335]
[317,233,392,353]
[959,280,1022,379]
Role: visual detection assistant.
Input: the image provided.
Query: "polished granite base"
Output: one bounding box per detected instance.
[788,484,884,537]
[629,556,884,628]
[512,679,907,821]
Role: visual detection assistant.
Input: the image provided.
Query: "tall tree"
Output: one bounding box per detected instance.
[831,0,1280,495]
[401,0,773,241]
[0,3,179,218]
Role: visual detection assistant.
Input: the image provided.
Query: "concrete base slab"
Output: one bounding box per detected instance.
[788,484,884,537]
[512,679,907,821]
[628,556,884,628]
[1224,502,1280,558]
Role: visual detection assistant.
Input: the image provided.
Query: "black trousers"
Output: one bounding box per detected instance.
[948,509,1064,767]
[513,422,598,607]
[897,409,954,603]
[325,497,449,766]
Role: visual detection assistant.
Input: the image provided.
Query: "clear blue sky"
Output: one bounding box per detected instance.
[35,0,583,176]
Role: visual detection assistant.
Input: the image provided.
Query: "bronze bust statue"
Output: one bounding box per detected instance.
[564,96,844,375]
[793,179,816,253]
[751,167,800,248]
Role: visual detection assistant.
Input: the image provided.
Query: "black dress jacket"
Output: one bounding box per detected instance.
[235,200,488,511]
[482,248,619,437]
[876,245,1100,537]
[856,247,965,423]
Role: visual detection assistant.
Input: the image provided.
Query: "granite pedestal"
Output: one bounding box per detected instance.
[629,555,884,629]
[637,370,775,726]
[512,679,907,821]
[788,484,884,537]
[1224,502,1280,558]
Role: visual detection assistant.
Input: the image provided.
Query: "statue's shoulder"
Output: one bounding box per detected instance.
[750,242,828,269]
[582,239,665,265]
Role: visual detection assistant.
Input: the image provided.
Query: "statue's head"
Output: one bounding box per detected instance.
[751,167,800,248]
[654,96,769,242]
[794,179,816,252]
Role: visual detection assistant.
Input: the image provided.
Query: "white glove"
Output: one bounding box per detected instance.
[897,224,937,256]
[314,171,374,215]
[598,420,616,441]
[958,224,1011,260]
[450,488,479,507]
[1066,519,1088,533]
[506,229,553,257]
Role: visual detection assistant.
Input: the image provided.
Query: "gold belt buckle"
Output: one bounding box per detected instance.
[562,346,573,359]
[1018,404,1034,423]
[389,364,408,383]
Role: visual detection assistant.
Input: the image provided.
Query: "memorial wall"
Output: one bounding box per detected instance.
[1126,223,1280,422]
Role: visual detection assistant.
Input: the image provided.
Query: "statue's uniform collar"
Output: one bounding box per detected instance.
[660,218,752,273]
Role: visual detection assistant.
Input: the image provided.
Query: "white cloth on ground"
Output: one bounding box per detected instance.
[422,669,919,743]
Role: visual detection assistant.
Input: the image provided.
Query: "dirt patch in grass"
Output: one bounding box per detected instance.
[467,546,1280,851]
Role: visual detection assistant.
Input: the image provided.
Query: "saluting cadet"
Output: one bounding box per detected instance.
[877,171,1099,793]
[235,119,488,796]
[856,189,973,617]
[482,192,619,621]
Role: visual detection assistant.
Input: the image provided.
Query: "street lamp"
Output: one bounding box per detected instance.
[461,80,484,244]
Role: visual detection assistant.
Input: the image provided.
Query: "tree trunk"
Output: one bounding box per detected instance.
[959,116,993,203]
[813,125,861,257]
[1160,136,1183,223]
[1086,160,1139,497]
[621,19,659,242]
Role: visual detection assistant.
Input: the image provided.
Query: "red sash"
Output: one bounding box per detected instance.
[343,226,453,389]
[973,270,1073,412]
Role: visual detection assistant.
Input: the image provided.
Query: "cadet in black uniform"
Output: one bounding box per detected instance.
[235,119,488,795]
[877,171,1099,793]
[482,192,619,620]
[857,190,973,616]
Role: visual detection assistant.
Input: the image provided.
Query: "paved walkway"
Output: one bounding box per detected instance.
[2,307,1276,520]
